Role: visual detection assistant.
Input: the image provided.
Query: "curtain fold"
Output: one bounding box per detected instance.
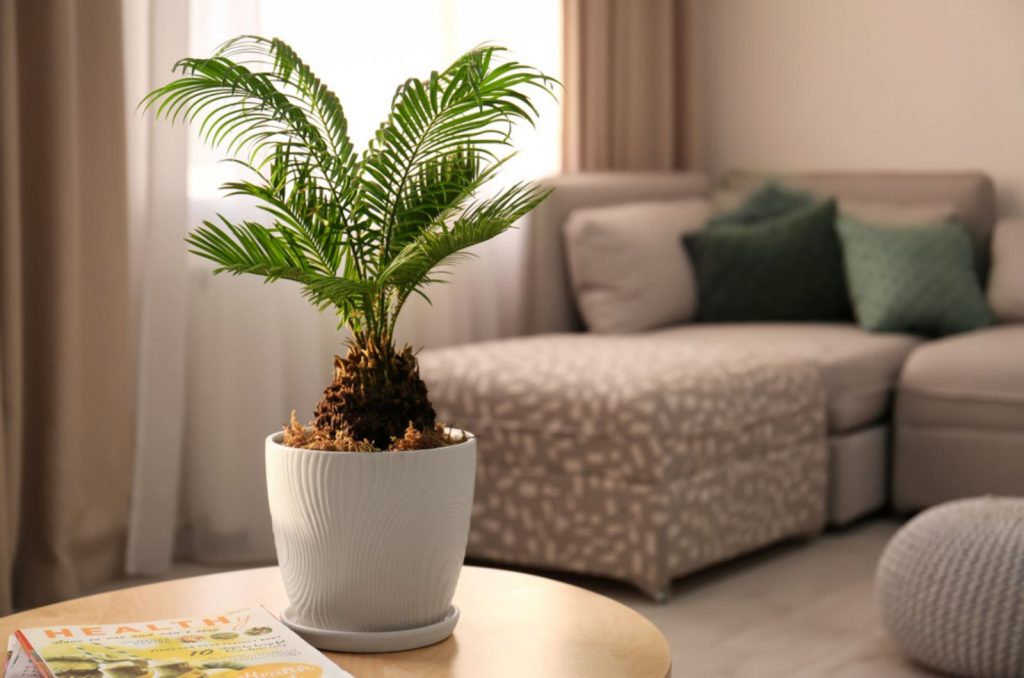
[0,0,134,610]
[562,0,700,172]
[122,0,189,577]
[0,0,25,617]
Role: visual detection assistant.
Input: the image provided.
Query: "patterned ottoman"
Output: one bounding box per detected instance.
[877,497,1024,677]
[419,333,828,598]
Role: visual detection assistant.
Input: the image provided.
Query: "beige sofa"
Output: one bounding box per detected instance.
[419,170,1024,597]
[712,172,1024,515]
[893,324,1024,510]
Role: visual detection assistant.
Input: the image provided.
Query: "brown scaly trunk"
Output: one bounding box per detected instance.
[314,337,437,449]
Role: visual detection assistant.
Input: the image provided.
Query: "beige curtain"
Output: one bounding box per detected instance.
[562,0,701,172]
[0,0,134,611]
[0,0,24,617]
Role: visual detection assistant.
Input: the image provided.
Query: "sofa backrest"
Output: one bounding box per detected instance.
[522,172,710,334]
[520,170,997,335]
[718,170,997,277]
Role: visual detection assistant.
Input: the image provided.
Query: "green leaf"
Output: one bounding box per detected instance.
[144,36,559,344]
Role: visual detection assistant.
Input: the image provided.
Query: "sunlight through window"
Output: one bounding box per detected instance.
[187,0,562,200]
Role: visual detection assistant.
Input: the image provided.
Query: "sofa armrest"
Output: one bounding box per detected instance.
[521,172,710,334]
[988,217,1024,322]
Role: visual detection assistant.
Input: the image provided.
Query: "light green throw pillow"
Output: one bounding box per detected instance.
[836,216,992,336]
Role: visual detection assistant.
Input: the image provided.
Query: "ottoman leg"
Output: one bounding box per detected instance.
[650,585,672,604]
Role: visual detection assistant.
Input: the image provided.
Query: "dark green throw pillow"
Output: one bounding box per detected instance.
[836,217,992,336]
[684,200,853,321]
[707,181,817,227]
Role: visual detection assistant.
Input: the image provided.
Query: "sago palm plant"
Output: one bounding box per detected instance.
[144,35,557,450]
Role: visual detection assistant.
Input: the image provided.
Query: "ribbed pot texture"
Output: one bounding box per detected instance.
[265,431,476,633]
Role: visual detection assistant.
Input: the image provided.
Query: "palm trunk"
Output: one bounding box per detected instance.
[314,337,437,449]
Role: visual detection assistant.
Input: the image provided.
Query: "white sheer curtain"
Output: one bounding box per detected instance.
[123,0,190,575]
[126,0,562,572]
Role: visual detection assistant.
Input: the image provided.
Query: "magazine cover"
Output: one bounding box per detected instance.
[3,607,351,678]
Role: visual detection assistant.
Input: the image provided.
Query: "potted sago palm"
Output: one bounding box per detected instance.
[144,35,556,652]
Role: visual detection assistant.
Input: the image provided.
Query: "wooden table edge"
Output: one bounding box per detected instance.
[0,566,672,678]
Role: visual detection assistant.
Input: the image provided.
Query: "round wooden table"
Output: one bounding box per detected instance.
[0,566,671,678]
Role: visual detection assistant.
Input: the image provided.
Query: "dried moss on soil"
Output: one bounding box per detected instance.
[282,411,457,452]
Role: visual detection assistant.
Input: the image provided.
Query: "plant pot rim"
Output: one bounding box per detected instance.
[266,427,475,456]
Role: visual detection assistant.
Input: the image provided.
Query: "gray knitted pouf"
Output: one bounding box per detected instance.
[877,497,1024,678]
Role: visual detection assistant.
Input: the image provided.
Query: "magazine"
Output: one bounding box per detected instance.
[3,607,352,678]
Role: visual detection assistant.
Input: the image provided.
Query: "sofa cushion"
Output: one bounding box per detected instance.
[525,172,711,335]
[988,218,1024,323]
[684,200,854,322]
[837,216,993,336]
[897,325,1024,432]
[651,323,921,432]
[563,199,710,333]
[718,171,997,276]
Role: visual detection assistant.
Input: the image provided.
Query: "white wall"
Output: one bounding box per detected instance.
[696,0,1024,215]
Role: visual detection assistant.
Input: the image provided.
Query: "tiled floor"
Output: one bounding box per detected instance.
[109,518,937,677]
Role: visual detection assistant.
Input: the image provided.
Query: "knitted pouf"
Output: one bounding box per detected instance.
[877,497,1024,678]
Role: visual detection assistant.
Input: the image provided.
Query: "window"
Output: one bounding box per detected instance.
[187,0,562,201]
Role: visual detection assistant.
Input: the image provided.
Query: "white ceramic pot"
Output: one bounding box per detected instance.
[265,430,476,650]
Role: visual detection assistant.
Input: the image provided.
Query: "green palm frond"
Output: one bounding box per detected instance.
[144,36,557,345]
[186,216,314,278]
[357,47,555,273]
[379,181,550,335]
